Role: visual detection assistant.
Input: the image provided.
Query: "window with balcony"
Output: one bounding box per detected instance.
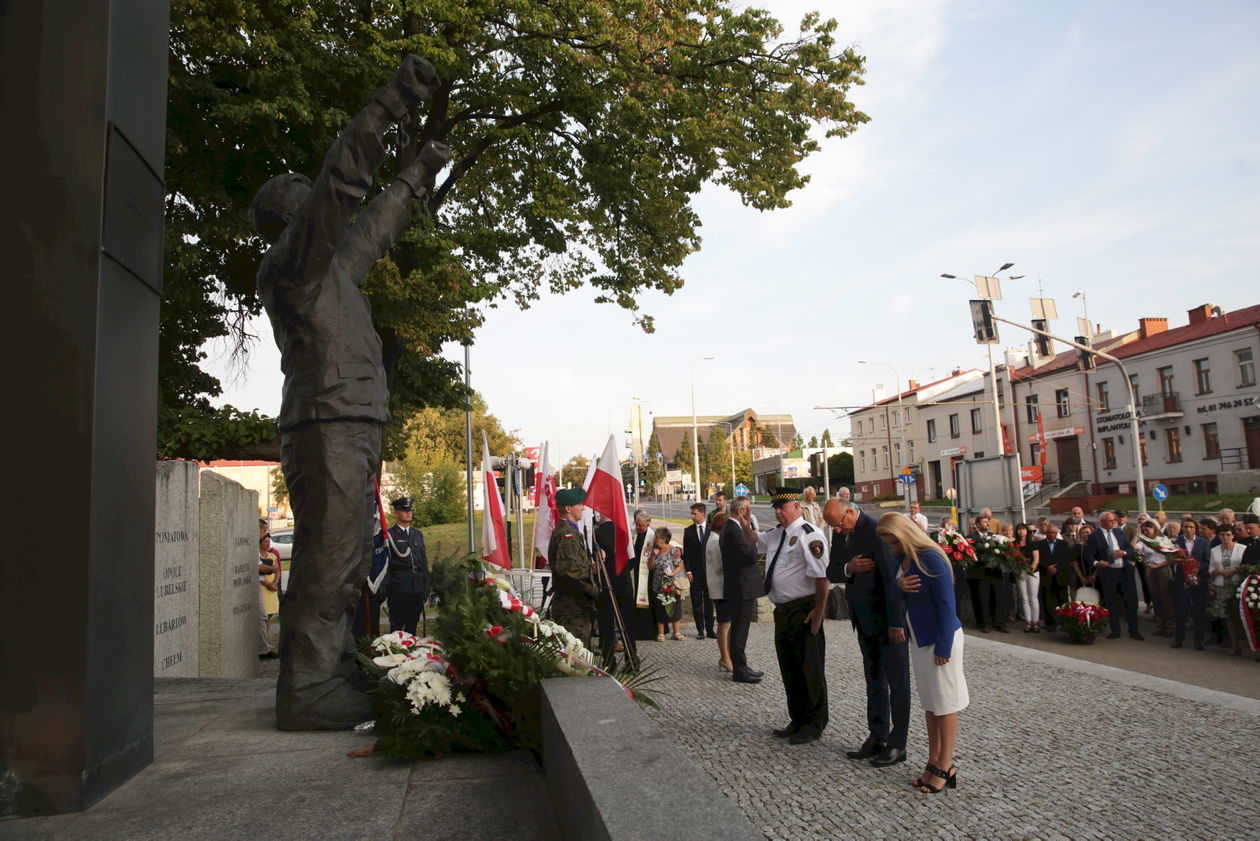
[1096,381,1110,412]
[1025,394,1040,424]
[1237,348,1256,387]
[1056,389,1071,418]
[970,408,982,434]
[1166,427,1182,463]
[1103,437,1116,470]
[1158,366,1175,396]
[1203,422,1220,459]
[927,419,937,443]
[949,413,960,438]
[1194,358,1212,394]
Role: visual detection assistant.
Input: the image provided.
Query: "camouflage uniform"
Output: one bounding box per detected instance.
[548,518,598,647]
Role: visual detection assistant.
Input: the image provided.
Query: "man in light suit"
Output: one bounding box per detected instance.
[682,503,715,639]
[1083,511,1143,640]
[1033,523,1072,631]
[825,498,909,767]
[720,497,765,684]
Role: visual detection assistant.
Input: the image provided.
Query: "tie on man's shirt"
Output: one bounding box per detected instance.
[763,530,789,595]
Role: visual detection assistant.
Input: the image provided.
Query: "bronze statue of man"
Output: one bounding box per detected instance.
[249,55,451,730]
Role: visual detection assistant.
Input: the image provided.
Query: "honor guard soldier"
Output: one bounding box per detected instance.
[759,487,831,745]
[384,497,430,634]
[548,487,599,647]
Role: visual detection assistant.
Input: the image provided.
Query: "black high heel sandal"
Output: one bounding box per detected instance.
[915,764,950,794]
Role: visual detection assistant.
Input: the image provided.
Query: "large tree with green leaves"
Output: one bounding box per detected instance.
[163,0,867,458]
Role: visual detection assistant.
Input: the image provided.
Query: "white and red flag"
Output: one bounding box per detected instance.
[481,431,511,570]
[530,442,557,568]
[583,435,633,574]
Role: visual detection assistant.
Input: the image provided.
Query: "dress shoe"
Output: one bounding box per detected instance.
[870,747,907,767]
[846,737,884,760]
[788,728,821,746]
[1130,632,1144,641]
[1107,631,1121,639]
[732,670,762,684]
[746,669,764,678]
[695,631,706,639]
[773,723,801,738]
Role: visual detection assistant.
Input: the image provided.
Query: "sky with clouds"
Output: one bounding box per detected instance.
[205,0,1260,464]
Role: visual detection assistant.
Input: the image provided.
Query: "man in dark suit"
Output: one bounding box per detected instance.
[1171,519,1211,650]
[720,497,764,684]
[1034,523,1072,631]
[824,498,909,767]
[1083,511,1143,640]
[683,503,715,639]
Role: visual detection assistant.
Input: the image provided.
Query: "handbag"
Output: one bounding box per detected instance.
[673,569,691,595]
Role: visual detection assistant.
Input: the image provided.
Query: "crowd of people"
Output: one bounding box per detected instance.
[938,505,1260,653]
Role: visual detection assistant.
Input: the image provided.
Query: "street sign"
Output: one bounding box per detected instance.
[897,474,914,485]
[1152,484,1169,502]
[734,483,749,497]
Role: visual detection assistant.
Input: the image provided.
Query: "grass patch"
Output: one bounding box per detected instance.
[1096,492,1258,514]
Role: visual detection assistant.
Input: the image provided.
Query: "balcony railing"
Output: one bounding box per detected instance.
[1141,392,1182,418]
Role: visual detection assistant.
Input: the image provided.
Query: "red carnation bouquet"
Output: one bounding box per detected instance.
[934,530,977,568]
[1055,600,1111,643]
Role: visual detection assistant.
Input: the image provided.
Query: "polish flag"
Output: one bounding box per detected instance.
[481,432,511,569]
[531,442,557,568]
[583,435,632,574]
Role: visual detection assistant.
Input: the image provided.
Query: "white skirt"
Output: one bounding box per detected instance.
[907,625,969,715]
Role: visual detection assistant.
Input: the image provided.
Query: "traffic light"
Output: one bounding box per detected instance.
[1031,318,1052,357]
[1075,335,1096,372]
[969,299,998,344]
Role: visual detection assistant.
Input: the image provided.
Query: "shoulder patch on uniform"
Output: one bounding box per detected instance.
[809,540,825,559]
[802,523,815,534]
[562,533,574,539]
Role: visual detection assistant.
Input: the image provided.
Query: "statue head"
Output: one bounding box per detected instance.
[249,173,313,244]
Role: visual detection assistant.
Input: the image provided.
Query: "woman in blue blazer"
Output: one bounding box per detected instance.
[878,512,969,794]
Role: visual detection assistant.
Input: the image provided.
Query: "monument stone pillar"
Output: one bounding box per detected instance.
[0,0,171,818]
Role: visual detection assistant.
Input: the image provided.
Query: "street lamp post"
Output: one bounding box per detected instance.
[858,360,907,505]
[691,356,714,502]
[943,264,1026,521]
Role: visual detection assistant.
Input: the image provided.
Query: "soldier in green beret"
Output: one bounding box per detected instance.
[548,487,599,647]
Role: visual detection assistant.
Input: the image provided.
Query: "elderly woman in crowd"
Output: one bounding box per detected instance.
[1136,518,1174,636]
[881,513,967,795]
[1209,524,1245,654]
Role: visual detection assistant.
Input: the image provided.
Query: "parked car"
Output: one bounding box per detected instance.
[271,529,294,561]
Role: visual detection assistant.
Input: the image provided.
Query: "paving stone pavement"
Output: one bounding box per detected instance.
[639,619,1260,841]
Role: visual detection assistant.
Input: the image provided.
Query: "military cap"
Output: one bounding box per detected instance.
[391,496,414,511]
[769,487,801,507]
[1243,513,1260,525]
[555,487,587,507]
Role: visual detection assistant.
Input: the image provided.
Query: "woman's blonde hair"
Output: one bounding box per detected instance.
[876,512,949,579]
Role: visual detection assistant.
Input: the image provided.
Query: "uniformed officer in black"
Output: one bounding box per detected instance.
[759,487,831,745]
[384,497,430,634]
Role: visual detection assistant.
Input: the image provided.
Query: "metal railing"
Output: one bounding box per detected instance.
[1218,446,1248,472]
[1141,392,1182,416]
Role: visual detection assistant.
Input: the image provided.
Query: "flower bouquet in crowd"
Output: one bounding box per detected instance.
[1138,533,1194,582]
[973,532,1027,574]
[934,530,977,567]
[1234,572,1260,653]
[359,556,658,761]
[658,577,678,609]
[1054,601,1111,644]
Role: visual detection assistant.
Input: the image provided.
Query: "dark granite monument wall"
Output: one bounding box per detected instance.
[0,0,171,818]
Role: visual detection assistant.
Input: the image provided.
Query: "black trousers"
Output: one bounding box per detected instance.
[774,598,827,733]
[1039,573,1069,628]
[387,593,425,635]
[856,629,910,750]
[1098,567,1140,633]
[277,420,381,727]
[729,597,757,671]
[1173,582,1209,646]
[690,580,715,635]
